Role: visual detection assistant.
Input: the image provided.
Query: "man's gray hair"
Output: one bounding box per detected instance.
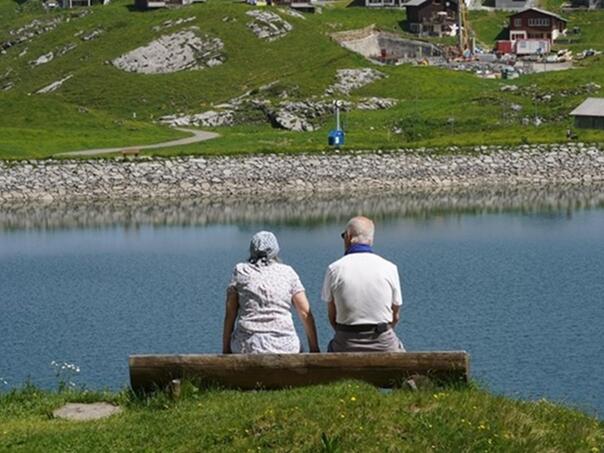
[346,216,375,245]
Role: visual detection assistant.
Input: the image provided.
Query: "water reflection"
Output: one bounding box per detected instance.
[1,184,603,230]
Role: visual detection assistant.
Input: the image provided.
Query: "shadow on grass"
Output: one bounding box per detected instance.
[398,19,410,32]
[493,27,508,41]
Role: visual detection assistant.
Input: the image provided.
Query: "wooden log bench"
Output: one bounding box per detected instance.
[129,352,469,393]
[121,148,140,157]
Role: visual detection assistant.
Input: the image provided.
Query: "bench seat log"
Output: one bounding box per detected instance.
[129,352,469,393]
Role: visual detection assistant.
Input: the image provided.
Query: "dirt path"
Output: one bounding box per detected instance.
[54,128,219,157]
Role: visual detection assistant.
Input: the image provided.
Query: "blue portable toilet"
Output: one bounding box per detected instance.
[328,129,345,147]
[328,101,345,148]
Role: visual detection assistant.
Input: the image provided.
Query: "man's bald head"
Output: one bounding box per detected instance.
[345,216,375,245]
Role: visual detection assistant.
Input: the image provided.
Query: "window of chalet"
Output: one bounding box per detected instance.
[510,31,526,40]
[528,17,550,27]
[514,18,522,27]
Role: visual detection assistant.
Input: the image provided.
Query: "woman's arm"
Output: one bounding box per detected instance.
[292,292,320,353]
[222,290,239,354]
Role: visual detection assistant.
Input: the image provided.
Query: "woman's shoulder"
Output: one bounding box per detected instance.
[273,262,299,277]
[234,261,298,277]
[233,262,255,275]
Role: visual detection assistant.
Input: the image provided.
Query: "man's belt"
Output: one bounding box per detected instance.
[335,323,391,334]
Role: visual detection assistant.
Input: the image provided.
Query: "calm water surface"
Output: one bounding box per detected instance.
[1,197,603,417]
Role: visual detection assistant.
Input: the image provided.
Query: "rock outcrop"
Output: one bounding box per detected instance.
[160,96,396,131]
[29,51,54,67]
[36,74,73,94]
[356,97,397,110]
[326,68,386,95]
[112,27,225,74]
[1,11,91,55]
[160,110,235,128]
[246,10,292,41]
[152,16,197,32]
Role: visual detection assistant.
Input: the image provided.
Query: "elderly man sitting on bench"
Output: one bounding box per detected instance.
[321,216,405,352]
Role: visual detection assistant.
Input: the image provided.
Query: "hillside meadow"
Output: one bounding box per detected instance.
[0,0,603,159]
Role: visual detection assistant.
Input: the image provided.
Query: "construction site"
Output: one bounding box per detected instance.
[329,1,594,79]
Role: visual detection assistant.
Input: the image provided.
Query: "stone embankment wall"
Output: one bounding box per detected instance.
[1,143,603,202]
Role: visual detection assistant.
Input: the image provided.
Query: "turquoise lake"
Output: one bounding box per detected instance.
[1,190,603,417]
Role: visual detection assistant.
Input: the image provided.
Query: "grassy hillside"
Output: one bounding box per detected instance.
[0,0,603,159]
[1,381,602,451]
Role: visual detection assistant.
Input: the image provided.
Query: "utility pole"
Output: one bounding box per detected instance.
[457,0,463,52]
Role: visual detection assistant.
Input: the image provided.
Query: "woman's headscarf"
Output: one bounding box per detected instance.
[249,231,280,266]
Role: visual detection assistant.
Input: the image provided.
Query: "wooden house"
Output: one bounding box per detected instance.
[569,0,603,8]
[404,0,459,37]
[570,98,604,129]
[508,8,567,44]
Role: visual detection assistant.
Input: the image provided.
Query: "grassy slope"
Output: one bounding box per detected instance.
[0,0,603,159]
[1,382,602,452]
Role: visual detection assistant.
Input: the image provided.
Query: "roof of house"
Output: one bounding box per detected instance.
[509,7,568,22]
[405,0,457,6]
[570,98,604,117]
[404,0,430,6]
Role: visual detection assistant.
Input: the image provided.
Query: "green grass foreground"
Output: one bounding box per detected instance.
[1,381,602,452]
[1,0,604,159]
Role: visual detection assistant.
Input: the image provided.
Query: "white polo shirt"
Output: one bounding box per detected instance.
[321,252,403,325]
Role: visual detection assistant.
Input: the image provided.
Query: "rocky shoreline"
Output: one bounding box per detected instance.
[1,143,604,202]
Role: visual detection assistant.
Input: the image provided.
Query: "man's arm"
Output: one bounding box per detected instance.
[327,299,337,330]
[390,265,403,327]
[322,267,338,330]
[391,304,400,327]
[292,292,320,352]
[222,290,238,354]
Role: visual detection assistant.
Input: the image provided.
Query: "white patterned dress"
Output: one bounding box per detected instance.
[228,261,305,354]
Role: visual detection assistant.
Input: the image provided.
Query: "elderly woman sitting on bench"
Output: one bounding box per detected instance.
[222,231,320,354]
